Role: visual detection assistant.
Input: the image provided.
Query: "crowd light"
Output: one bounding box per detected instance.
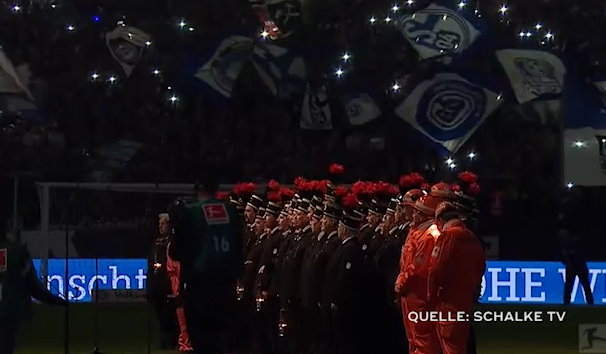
[392,83,401,91]
[335,68,344,77]
[573,141,585,148]
[567,183,574,189]
[178,20,186,28]
[468,152,476,159]
[499,5,508,14]
[342,53,351,62]
[108,76,116,83]
[152,69,160,75]
[169,95,178,103]
[458,2,466,9]
[446,158,454,165]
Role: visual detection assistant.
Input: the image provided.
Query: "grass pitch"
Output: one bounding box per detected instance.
[18,303,603,354]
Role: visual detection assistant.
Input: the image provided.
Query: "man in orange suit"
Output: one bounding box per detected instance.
[427,202,485,354]
[395,183,455,354]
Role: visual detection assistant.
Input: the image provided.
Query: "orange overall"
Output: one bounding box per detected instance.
[396,220,439,354]
[167,243,194,352]
[427,220,485,354]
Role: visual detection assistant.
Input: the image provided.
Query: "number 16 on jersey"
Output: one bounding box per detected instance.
[213,236,231,253]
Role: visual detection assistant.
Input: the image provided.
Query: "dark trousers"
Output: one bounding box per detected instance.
[183,282,235,354]
[252,297,280,354]
[152,298,178,348]
[301,303,321,354]
[283,300,304,354]
[564,262,594,305]
[0,321,18,354]
[333,309,366,354]
[319,305,335,354]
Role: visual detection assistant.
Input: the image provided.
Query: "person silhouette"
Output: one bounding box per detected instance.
[583,328,606,350]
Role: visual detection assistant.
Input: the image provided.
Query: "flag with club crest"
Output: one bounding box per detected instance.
[593,81,606,107]
[341,93,381,126]
[496,49,565,104]
[250,41,306,98]
[394,1,484,61]
[395,72,502,153]
[0,63,41,121]
[300,83,332,130]
[563,68,606,186]
[194,36,254,98]
[105,25,151,77]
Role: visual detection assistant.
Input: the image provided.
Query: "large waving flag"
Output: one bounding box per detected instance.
[395,72,502,153]
[105,25,151,77]
[300,83,332,130]
[563,69,606,186]
[194,36,254,98]
[496,49,565,104]
[250,41,306,98]
[395,1,483,60]
[342,93,380,126]
[0,49,32,98]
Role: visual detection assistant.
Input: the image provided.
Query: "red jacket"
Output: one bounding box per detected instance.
[427,220,485,310]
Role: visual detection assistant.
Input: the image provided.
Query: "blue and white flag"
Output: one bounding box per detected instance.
[496,49,565,104]
[395,1,483,60]
[300,83,332,130]
[251,42,306,98]
[105,25,151,77]
[563,71,606,186]
[395,72,502,153]
[0,50,33,99]
[194,36,254,98]
[342,93,380,126]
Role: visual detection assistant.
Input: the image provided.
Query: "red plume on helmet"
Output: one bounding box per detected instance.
[409,172,426,189]
[458,171,478,184]
[267,191,282,203]
[467,183,481,197]
[342,193,359,209]
[451,184,461,192]
[329,163,345,175]
[398,174,415,194]
[268,179,280,191]
[353,181,373,207]
[279,187,294,203]
[294,177,307,189]
[234,182,256,202]
[215,191,229,200]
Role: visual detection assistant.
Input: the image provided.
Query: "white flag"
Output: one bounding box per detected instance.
[396,3,481,60]
[395,73,502,153]
[496,49,565,104]
[0,50,33,99]
[251,43,288,96]
[342,94,380,125]
[300,84,332,130]
[194,36,253,98]
[106,25,151,77]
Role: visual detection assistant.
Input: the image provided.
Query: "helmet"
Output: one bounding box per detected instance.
[402,189,425,205]
[430,182,456,200]
[413,195,443,216]
[435,201,457,219]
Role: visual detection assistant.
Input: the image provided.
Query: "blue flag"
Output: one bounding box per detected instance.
[395,72,502,153]
[250,41,306,99]
[563,67,606,186]
[395,1,485,61]
[496,49,565,104]
[193,36,254,98]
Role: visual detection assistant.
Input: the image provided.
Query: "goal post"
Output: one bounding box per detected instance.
[34,182,256,280]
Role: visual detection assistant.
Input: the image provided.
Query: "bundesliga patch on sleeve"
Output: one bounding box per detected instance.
[203,203,230,225]
[0,248,6,272]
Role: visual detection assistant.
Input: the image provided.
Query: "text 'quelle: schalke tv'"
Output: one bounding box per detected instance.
[407,310,567,323]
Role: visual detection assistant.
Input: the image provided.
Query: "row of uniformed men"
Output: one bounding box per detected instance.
[229,179,484,354]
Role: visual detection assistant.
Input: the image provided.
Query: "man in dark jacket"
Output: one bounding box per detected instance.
[0,186,67,354]
[148,213,178,349]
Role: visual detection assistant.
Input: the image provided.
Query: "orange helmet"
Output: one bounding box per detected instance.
[435,201,457,219]
[430,182,456,200]
[403,189,425,205]
[413,195,443,216]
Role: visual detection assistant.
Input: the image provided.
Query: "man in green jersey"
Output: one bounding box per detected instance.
[169,174,243,354]
[0,180,67,354]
